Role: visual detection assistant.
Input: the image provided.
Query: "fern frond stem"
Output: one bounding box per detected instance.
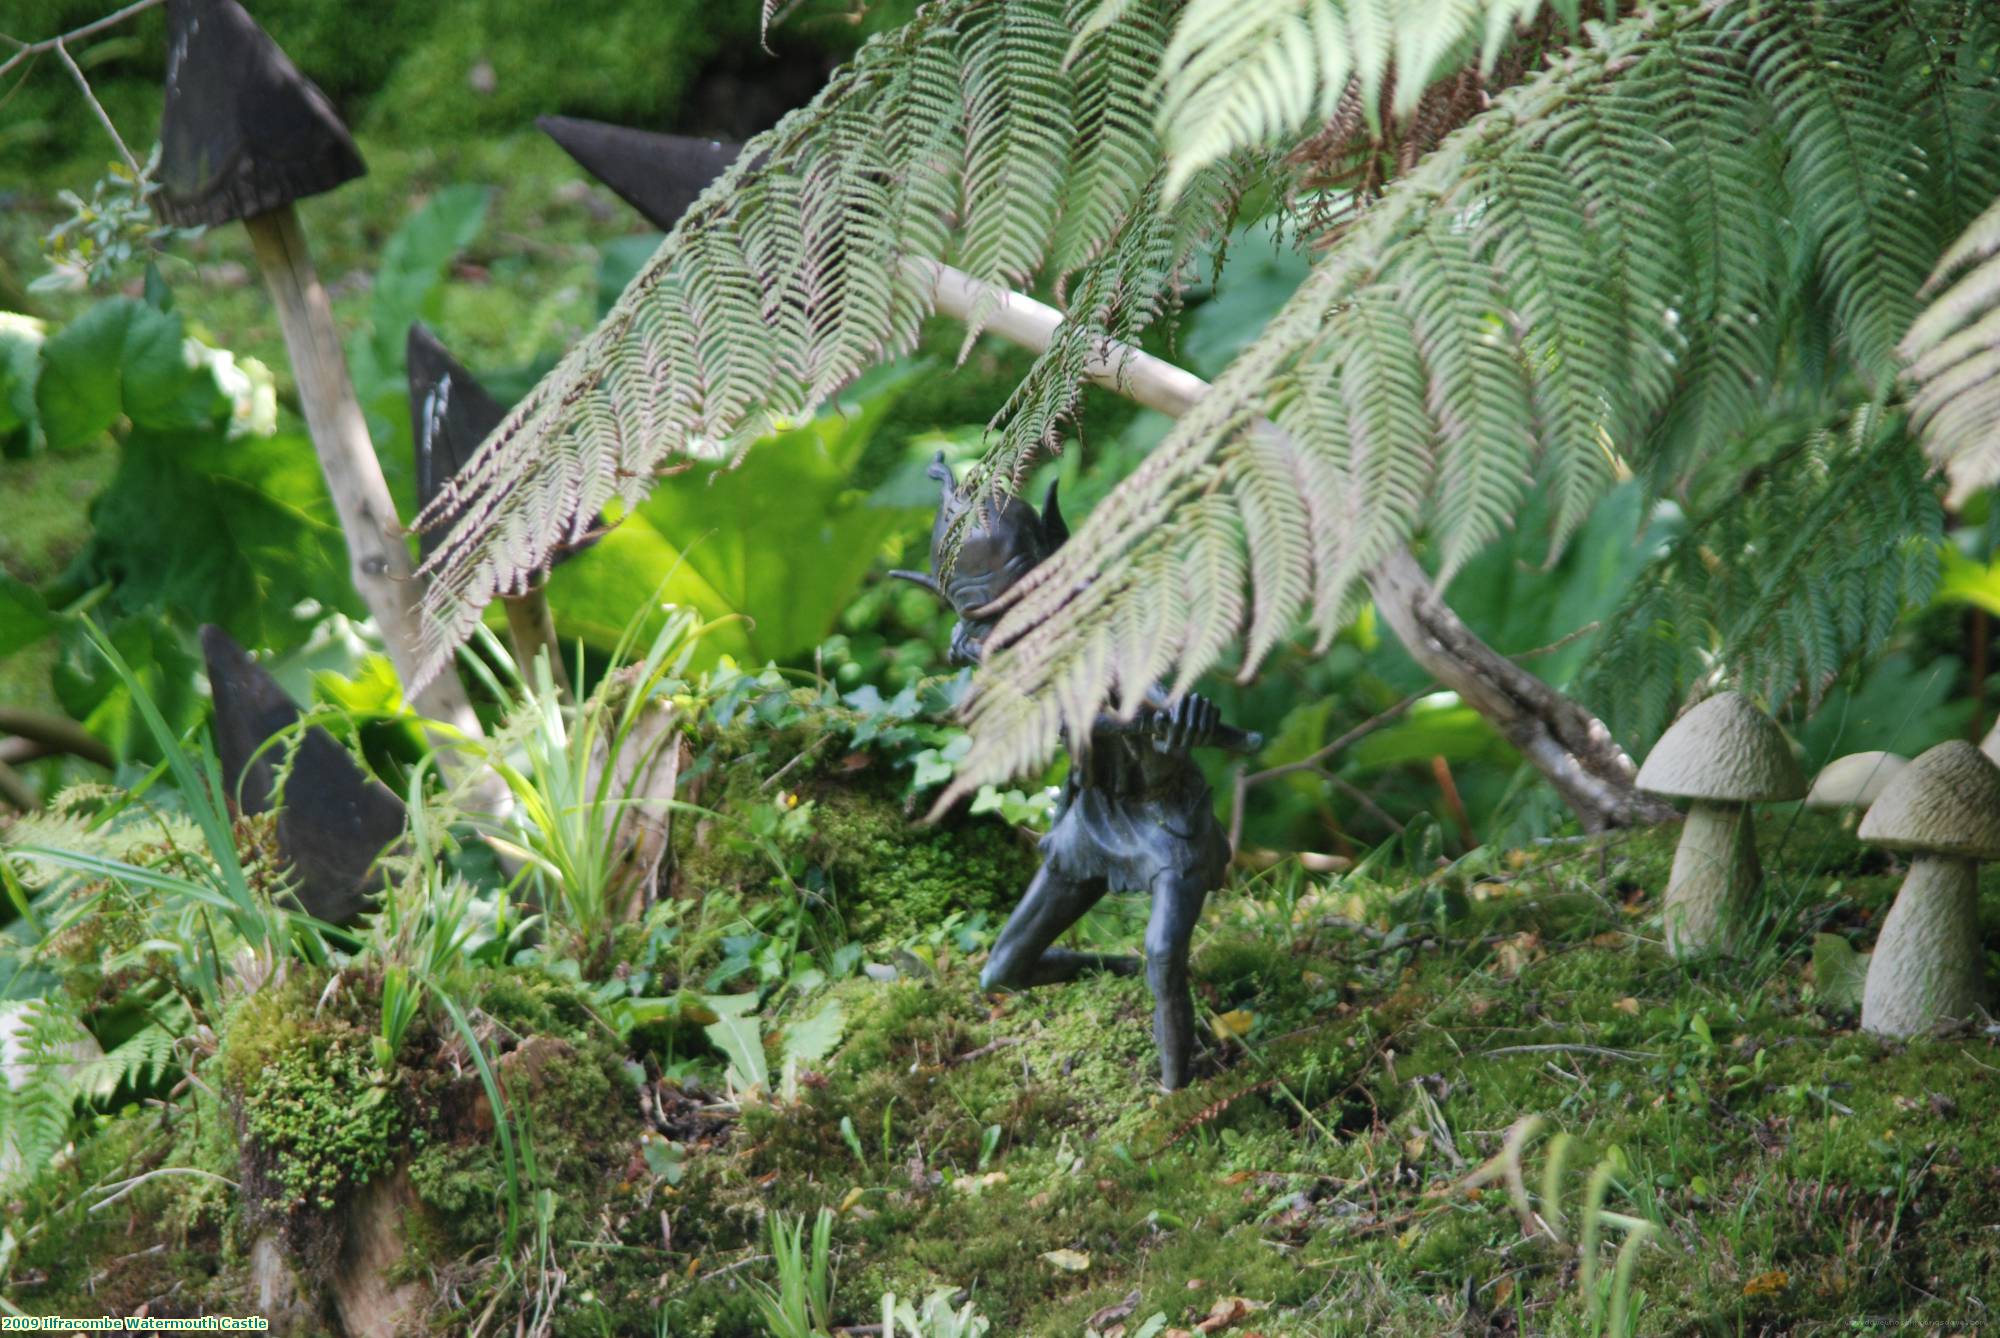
[915,259,1672,831]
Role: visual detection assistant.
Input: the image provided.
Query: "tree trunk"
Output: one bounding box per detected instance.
[911,258,1673,833]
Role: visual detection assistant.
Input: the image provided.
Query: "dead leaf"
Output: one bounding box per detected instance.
[1195,1296,1268,1334]
[1588,931,1624,948]
[1614,996,1640,1015]
[1041,1248,1091,1273]
[1493,931,1543,977]
[1742,1270,1789,1297]
[1211,1009,1256,1041]
[1492,1275,1515,1306]
[1086,1289,1142,1330]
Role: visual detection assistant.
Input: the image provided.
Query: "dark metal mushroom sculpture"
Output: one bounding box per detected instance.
[155,0,478,738]
[407,323,574,699]
[535,115,742,232]
[1856,740,2000,1036]
[201,625,404,925]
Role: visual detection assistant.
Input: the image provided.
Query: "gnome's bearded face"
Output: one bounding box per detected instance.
[920,455,1067,667]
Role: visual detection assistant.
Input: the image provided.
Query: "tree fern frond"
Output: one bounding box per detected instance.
[1155,0,1549,197]
[1904,192,2000,503]
[954,0,1995,794]
[413,0,1254,682]
[1581,404,1942,749]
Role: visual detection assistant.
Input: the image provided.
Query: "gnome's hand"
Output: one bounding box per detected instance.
[1150,694,1220,753]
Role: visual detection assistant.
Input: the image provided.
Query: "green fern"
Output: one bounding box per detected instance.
[412,0,1254,676]
[1905,194,2000,504]
[1581,404,1944,750]
[951,0,2000,792]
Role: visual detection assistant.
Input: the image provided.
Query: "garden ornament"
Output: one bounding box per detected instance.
[1855,740,2000,1037]
[894,457,1260,1089]
[200,625,405,926]
[1634,691,1805,959]
[537,115,743,229]
[407,323,574,697]
[1804,751,1907,813]
[153,0,481,739]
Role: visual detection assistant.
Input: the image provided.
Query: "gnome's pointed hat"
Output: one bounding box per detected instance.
[155,0,364,227]
[537,115,742,233]
[200,626,405,926]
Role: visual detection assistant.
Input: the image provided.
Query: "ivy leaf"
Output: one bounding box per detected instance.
[1811,934,1870,1011]
[76,429,363,653]
[33,299,221,450]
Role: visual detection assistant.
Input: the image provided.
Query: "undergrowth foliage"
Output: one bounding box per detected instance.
[1581,405,1944,748]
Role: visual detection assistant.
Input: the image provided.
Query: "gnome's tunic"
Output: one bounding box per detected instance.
[1040,723,1231,893]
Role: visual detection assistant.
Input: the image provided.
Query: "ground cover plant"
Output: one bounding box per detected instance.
[2,0,1999,1334]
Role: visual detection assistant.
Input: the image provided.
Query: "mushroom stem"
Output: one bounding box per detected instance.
[1663,798,1758,957]
[502,584,571,702]
[1861,855,1988,1036]
[242,205,483,751]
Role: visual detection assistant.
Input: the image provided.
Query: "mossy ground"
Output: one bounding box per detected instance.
[23,788,1997,1335]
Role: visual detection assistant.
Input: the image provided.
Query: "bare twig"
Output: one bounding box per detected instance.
[0,709,115,768]
[88,1166,239,1212]
[0,0,167,82]
[1474,1044,1654,1062]
[1228,690,1427,848]
[0,758,37,812]
[53,37,140,174]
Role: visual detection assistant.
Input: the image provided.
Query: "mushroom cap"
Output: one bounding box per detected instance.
[407,324,507,560]
[1635,691,1806,803]
[1857,740,2000,859]
[200,625,403,924]
[155,0,364,228]
[537,115,741,234]
[201,622,301,816]
[1804,751,1908,809]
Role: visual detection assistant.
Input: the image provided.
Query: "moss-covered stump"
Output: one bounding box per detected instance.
[675,708,1038,947]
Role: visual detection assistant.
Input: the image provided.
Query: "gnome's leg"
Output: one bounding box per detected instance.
[981,867,1132,990]
[1145,872,1213,1091]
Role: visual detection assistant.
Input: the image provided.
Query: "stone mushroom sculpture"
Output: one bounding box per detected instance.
[154,0,479,741]
[1805,751,1909,813]
[1635,692,1806,957]
[1855,740,2000,1036]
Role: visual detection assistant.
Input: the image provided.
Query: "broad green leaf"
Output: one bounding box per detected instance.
[780,999,845,1066]
[703,1009,769,1096]
[367,185,492,372]
[1811,933,1869,1011]
[76,429,362,652]
[0,575,54,658]
[33,299,221,449]
[0,312,45,452]
[609,368,929,666]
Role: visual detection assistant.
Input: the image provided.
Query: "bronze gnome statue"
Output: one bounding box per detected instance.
[895,457,1259,1089]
